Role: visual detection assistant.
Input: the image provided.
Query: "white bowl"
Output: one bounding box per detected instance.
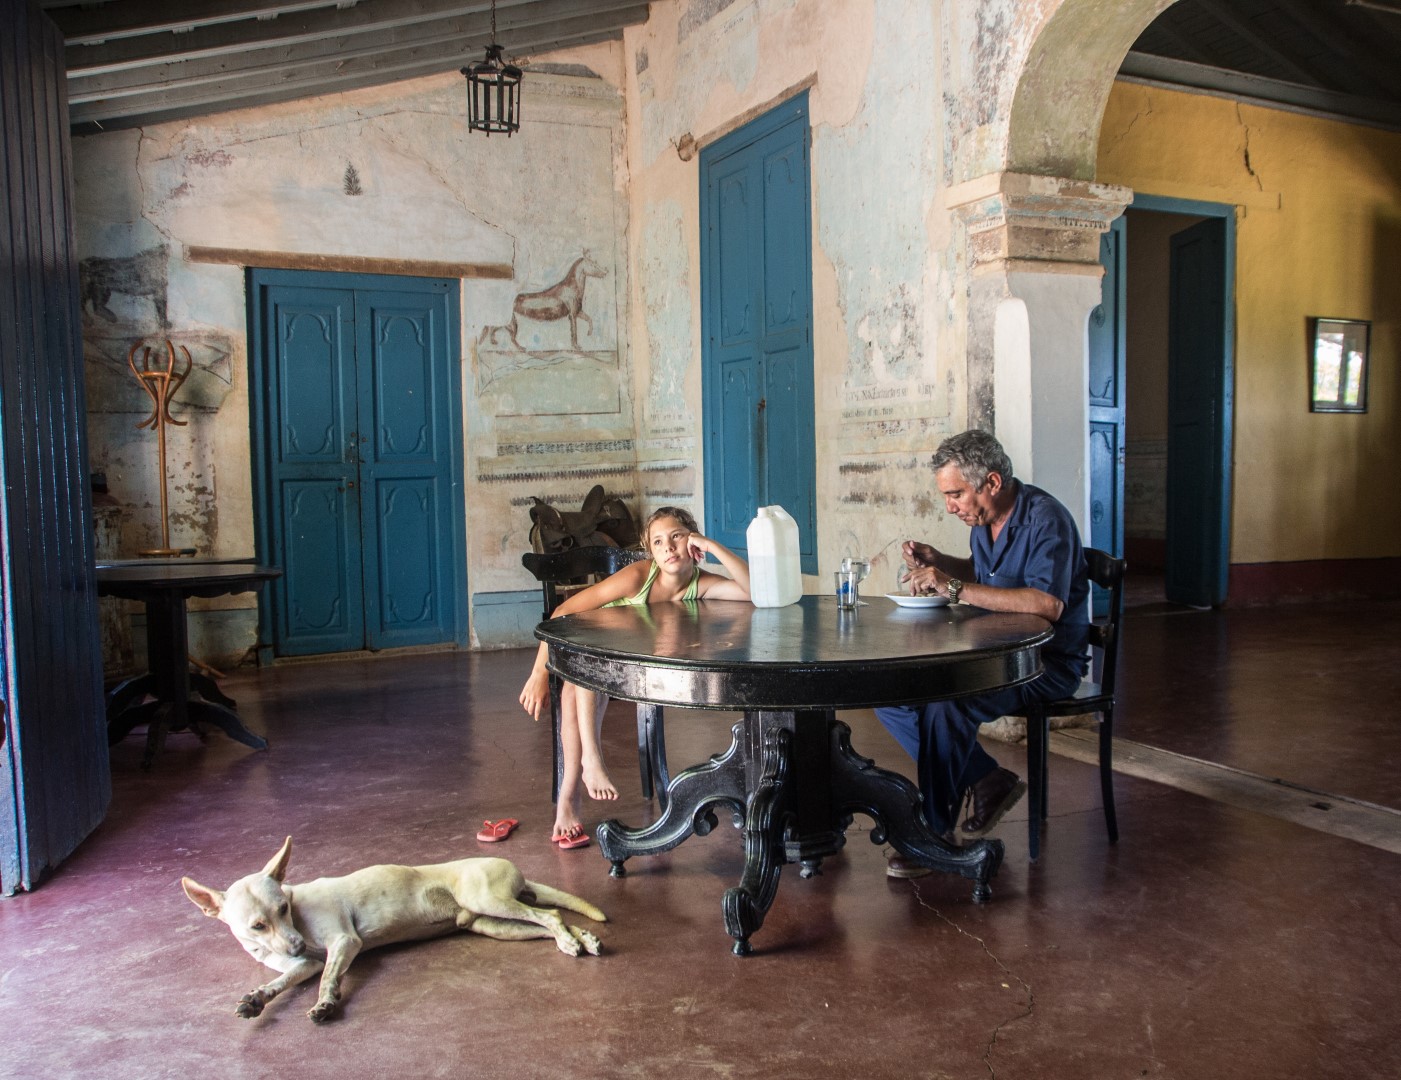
[885,593,950,609]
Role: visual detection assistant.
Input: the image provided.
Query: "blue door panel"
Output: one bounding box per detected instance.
[372,479,440,637]
[701,92,817,572]
[278,302,352,463]
[1089,422,1120,554]
[367,303,434,460]
[717,167,755,344]
[1088,218,1126,616]
[280,479,361,652]
[265,286,364,655]
[762,140,807,333]
[1088,224,1124,413]
[355,289,459,650]
[762,342,817,561]
[717,356,758,540]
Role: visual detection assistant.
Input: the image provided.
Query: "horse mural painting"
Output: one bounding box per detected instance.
[481,253,607,351]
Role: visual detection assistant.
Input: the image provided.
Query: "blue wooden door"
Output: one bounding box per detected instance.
[251,271,465,655]
[1088,217,1127,614]
[701,94,817,573]
[1166,218,1228,607]
[1,0,110,893]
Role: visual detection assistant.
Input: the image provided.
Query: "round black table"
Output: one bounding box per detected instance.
[538,594,1052,954]
[97,560,281,768]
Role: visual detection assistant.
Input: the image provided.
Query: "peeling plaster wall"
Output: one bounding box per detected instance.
[941,0,1052,181]
[75,47,634,664]
[622,0,1126,582]
[74,0,1156,667]
[1000,0,1173,180]
[623,0,1075,580]
[1098,82,1401,565]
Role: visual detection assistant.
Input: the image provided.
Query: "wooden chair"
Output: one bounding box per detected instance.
[521,547,670,810]
[1018,547,1125,860]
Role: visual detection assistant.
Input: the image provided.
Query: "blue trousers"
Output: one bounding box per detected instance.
[875,666,1082,834]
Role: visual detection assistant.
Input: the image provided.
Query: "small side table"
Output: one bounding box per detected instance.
[96,560,281,768]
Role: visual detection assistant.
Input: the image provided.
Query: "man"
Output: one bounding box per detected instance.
[878,429,1089,878]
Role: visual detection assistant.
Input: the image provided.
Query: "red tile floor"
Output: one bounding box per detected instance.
[2,582,1399,1079]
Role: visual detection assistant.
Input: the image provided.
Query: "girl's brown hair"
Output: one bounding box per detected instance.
[642,506,699,545]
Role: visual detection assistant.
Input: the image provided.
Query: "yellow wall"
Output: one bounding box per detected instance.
[1097,82,1401,564]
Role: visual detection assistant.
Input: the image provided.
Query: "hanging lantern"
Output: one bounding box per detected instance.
[461,1,521,136]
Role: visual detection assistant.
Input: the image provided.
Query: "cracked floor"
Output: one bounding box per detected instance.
[2,595,1399,1079]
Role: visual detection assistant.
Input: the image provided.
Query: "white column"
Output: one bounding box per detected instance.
[999,269,1105,530]
[947,173,1131,536]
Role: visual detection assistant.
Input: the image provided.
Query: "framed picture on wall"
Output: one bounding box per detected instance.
[1309,317,1370,413]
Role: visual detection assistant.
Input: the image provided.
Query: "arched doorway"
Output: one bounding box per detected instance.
[953,0,1232,612]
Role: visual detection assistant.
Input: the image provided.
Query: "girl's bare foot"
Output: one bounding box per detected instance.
[552,814,584,842]
[582,759,618,801]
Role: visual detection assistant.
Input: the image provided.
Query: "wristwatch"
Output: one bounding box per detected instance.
[945,578,963,604]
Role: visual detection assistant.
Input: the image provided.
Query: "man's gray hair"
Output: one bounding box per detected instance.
[931,430,1015,489]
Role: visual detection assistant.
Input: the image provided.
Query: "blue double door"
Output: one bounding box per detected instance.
[250,270,466,656]
[1088,218,1127,615]
[700,94,818,572]
[1090,204,1232,608]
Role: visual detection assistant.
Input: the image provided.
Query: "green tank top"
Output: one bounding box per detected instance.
[603,562,701,607]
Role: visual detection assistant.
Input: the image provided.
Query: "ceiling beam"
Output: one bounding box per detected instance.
[1142,21,1218,69]
[67,0,646,101]
[1119,50,1401,131]
[69,24,629,130]
[62,0,561,75]
[1273,0,1401,99]
[1195,0,1331,87]
[51,1,359,45]
[1346,0,1401,14]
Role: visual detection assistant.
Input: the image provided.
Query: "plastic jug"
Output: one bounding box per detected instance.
[746,505,803,608]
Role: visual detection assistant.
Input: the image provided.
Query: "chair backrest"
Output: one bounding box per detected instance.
[1083,547,1127,696]
[521,546,649,620]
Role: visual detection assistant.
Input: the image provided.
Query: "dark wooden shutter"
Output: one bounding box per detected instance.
[0,0,110,893]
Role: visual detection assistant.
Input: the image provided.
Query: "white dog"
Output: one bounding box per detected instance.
[181,837,606,1022]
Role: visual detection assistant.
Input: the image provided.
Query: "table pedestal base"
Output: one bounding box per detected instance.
[598,709,1004,955]
[107,676,268,769]
[105,592,268,769]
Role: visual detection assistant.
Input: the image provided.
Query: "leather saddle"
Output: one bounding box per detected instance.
[528,484,639,554]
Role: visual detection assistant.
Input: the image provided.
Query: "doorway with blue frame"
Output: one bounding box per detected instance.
[1092,197,1235,610]
[248,268,468,658]
[699,93,818,572]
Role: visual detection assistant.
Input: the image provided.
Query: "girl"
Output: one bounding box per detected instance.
[520,507,751,847]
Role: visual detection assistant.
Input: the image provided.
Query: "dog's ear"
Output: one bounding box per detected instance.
[262,836,293,882]
[181,877,225,918]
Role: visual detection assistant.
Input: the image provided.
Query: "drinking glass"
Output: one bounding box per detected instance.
[834,569,861,609]
[840,557,870,583]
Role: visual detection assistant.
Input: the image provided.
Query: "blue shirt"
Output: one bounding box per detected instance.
[968,481,1089,679]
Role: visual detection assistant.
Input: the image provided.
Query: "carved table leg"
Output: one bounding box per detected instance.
[190,672,236,709]
[105,673,154,729]
[141,704,172,770]
[597,722,747,878]
[185,701,269,752]
[722,726,792,956]
[827,720,1004,903]
[107,696,159,747]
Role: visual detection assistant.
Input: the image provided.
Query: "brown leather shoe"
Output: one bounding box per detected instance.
[885,854,932,879]
[959,767,1027,837]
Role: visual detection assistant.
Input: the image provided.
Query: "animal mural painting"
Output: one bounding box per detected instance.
[80,244,171,328]
[481,253,607,351]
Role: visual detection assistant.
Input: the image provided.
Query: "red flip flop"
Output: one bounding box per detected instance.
[552,826,590,849]
[476,819,518,843]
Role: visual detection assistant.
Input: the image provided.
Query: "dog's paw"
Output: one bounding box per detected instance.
[307,999,341,1024]
[236,994,265,1019]
[569,927,602,956]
